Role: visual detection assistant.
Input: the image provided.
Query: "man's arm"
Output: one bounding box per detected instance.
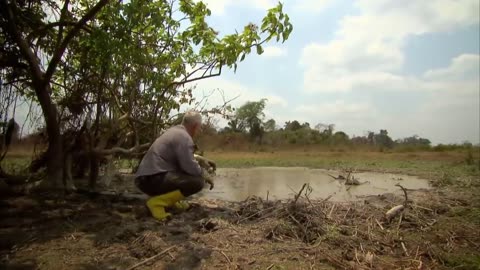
[175,139,202,176]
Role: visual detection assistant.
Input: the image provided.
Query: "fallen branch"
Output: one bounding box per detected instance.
[213,249,232,264]
[294,183,307,203]
[236,205,278,224]
[395,183,408,207]
[327,204,336,219]
[125,246,176,270]
[401,242,409,256]
[385,184,408,222]
[385,205,404,222]
[375,218,385,231]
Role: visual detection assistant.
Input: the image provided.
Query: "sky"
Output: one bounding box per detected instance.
[187,0,480,145]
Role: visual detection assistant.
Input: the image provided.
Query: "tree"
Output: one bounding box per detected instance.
[396,135,431,146]
[234,99,267,139]
[374,129,394,149]
[0,0,293,189]
[301,122,310,129]
[284,120,302,131]
[315,123,334,136]
[227,119,244,133]
[333,131,349,141]
[264,118,276,132]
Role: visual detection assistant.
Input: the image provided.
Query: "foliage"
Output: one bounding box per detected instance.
[264,118,276,132]
[284,120,302,131]
[395,135,431,146]
[231,99,267,139]
[374,129,394,149]
[0,0,293,186]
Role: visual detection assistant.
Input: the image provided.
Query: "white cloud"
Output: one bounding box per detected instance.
[410,88,479,144]
[296,53,480,143]
[195,0,277,15]
[262,46,287,58]
[196,0,230,15]
[295,101,375,116]
[293,0,334,13]
[293,49,480,143]
[290,85,479,144]
[300,0,480,93]
[424,54,480,82]
[289,100,380,136]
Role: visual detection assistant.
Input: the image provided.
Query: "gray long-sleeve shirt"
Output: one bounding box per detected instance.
[135,125,202,177]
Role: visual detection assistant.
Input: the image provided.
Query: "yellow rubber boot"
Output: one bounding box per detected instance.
[165,190,190,211]
[174,200,190,211]
[146,195,171,221]
[146,190,187,220]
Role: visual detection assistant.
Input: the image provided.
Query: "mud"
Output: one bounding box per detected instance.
[1,184,478,270]
[197,167,431,202]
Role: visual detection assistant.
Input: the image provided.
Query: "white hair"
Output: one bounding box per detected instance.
[182,110,202,126]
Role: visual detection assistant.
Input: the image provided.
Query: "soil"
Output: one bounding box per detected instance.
[1,177,479,270]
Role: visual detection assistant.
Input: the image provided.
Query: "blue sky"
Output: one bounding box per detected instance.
[190,0,480,144]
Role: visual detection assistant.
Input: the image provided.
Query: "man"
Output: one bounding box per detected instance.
[134,111,216,221]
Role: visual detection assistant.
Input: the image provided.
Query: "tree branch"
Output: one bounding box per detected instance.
[56,0,71,49]
[170,65,222,87]
[43,0,110,85]
[96,143,151,155]
[0,0,44,86]
[27,21,93,41]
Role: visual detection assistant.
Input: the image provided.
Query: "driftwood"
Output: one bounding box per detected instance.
[125,246,176,270]
[385,184,408,222]
[327,171,367,186]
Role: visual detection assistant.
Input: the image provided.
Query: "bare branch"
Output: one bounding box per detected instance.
[170,63,222,87]
[96,143,151,155]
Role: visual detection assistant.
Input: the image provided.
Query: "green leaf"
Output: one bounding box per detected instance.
[256,45,264,55]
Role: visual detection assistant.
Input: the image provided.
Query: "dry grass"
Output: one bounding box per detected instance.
[1,184,479,270]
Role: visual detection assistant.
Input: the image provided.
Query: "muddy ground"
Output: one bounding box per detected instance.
[1,176,479,270]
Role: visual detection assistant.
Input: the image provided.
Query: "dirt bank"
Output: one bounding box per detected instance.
[1,182,479,270]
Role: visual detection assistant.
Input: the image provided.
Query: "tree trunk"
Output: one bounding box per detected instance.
[89,154,99,191]
[35,85,64,189]
[1,0,110,191]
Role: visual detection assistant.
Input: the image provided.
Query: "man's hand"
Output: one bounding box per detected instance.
[206,159,216,171]
[196,154,216,190]
[194,154,216,172]
[201,168,215,190]
[205,176,214,190]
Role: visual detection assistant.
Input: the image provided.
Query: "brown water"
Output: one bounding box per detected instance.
[196,167,431,202]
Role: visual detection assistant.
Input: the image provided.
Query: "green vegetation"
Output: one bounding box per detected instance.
[1,0,293,187]
[197,99,479,155]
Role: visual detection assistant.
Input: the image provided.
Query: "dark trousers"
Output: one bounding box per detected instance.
[135,171,205,197]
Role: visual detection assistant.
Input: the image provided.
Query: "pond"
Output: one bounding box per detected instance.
[196,167,432,202]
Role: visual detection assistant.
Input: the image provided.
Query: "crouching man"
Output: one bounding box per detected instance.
[134,111,216,221]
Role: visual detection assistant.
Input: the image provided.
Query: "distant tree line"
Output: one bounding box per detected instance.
[197,99,476,151]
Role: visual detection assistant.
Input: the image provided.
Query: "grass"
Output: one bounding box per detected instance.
[2,149,479,187]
